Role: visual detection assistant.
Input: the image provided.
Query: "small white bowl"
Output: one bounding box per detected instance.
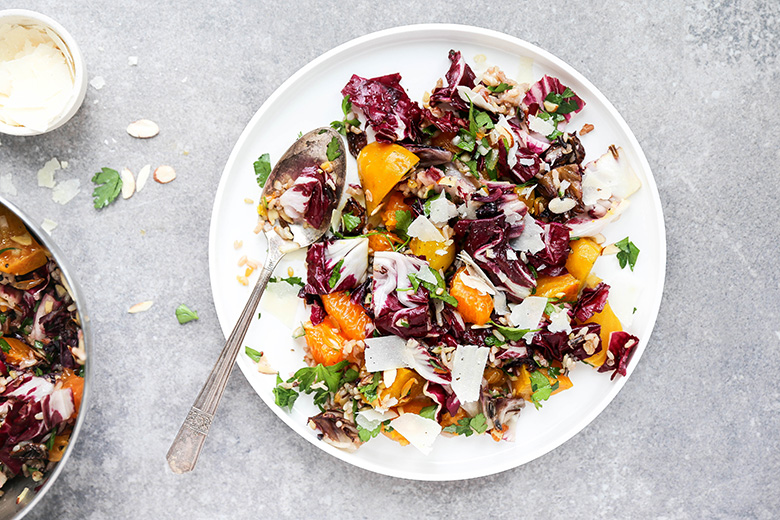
[0,9,87,136]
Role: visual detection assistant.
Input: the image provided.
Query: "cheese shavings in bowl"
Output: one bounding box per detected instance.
[269,49,644,455]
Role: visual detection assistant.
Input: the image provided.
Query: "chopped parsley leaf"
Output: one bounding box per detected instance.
[175,304,199,324]
[487,83,513,93]
[357,423,381,442]
[0,338,11,353]
[253,153,272,188]
[269,275,304,288]
[328,259,344,289]
[272,375,299,410]
[326,136,342,161]
[341,212,361,232]
[245,346,263,363]
[91,167,123,209]
[394,210,413,237]
[442,413,488,436]
[615,237,640,271]
[419,405,438,420]
[357,372,381,402]
[489,321,537,341]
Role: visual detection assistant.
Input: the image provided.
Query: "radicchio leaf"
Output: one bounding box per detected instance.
[522,75,585,122]
[371,252,431,338]
[526,222,571,277]
[429,50,477,112]
[304,238,369,295]
[598,330,639,380]
[277,166,333,229]
[342,73,423,143]
[573,282,610,322]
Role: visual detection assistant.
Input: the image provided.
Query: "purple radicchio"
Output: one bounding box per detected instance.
[496,136,542,184]
[342,73,423,143]
[598,331,639,380]
[371,252,431,338]
[423,109,468,133]
[568,323,602,361]
[453,215,535,301]
[304,238,369,295]
[429,50,477,112]
[526,222,571,277]
[522,75,586,123]
[405,340,451,386]
[277,166,333,229]
[470,182,528,240]
[423,381,461,418]
[573,282,610,322]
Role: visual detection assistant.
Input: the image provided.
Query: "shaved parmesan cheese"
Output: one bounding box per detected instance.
[260,280,300,329]
[528,115,555,136]
[364,336,409,372]
[459,272,494,296]
[136,164,151,192]
[427,195,458,225]
[383,368,397,387]
[356,408,398,431]
[406,215,445,242]
[0,173,16,196]
[37,158,60,188]
[41,218,57,234]
[416,266,438,286]
[390,413,442,455]
[581,146,641,205]
[510,213,545,253]
[509,296,547,331]
[451,345,489,404]
[51,178,80,205]
[89,76,105,90]
[128,56,138,66]
[0,24,75,132]
[458,251,508,315]
[547,306,572,334]
[456,85,496,112]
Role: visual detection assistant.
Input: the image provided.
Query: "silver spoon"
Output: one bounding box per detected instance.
[166,127,346,474]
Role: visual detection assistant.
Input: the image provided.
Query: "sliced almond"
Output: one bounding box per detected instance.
[128,301,154,313]
[127,119,159,139]
[136,164,151,192]
[154,165,176,184]
[120,168,136,199]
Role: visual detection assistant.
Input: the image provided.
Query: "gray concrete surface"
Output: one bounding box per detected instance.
[1,0,778,518]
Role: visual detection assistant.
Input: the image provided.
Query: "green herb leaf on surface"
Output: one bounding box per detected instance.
[253,153,272,188]
[91,167,122,209]
[326,136,342,162]
[615,237,640,271]
[175,304,199,324]
[245,346,263,363]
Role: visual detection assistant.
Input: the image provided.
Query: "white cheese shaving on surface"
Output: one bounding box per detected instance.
[89,76,106,90]
[51,178,80,205]
[510,213,545,253]
[390,413,442,455]
[37,157,60,188]
[128,56,138,66]
[383,368,397,387]
[602,272,642,329]
[260,280,300,329]
[509,296,547,331]
[547,306,572,334]
[406,215,445,242]
[0,173,16,196]
[450,345,490,404]
[459,272,494,296]
[40,218,58,234]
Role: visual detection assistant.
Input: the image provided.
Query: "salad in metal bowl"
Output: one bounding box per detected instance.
[0,203,85,497]
[255,50,642,455]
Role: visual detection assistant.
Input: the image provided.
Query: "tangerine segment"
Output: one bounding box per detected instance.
[583,301,623,367]
[380,192,410,230]
[409,238,456,271]
[320,291,372,341]
[565,237,603,281]
[2,337,36,368]
[48,432,71,462]
[357,142,419,214]
[449,268,494,325]
[368,231,402,252]
[512,365,573,401]
[304,318,348,366]
[59,368,84,412]
[0,206,48,276]
[534,273,580,301]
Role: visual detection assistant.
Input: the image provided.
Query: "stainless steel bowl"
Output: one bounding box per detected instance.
[0,196,91,519]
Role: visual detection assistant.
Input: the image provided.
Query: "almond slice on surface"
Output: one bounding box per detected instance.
[127,119,159,139]
[129,301,154,313]
[136,164,151,192]
[120,168,136,199]
[154,165,176,184]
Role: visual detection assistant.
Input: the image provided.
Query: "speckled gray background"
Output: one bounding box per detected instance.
[1,0,778,518]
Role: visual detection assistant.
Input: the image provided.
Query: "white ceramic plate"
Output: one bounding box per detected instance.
[208,24,666,481]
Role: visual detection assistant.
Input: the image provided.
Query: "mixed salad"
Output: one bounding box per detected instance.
[254,50,642,454]
[0,206,85,489]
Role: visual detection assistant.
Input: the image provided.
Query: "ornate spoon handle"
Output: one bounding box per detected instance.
[166,242,285,474]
